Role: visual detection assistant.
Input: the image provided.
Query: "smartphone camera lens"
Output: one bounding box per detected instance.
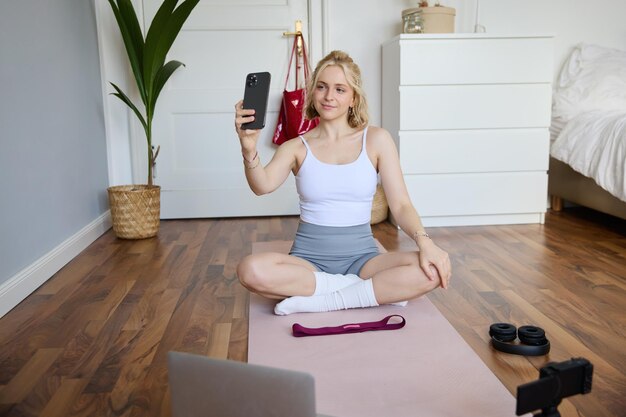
[247,74,258,87]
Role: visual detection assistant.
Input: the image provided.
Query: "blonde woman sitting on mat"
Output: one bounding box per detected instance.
[234,50,451,316]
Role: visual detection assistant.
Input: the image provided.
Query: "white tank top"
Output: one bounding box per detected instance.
[295,127,378,227]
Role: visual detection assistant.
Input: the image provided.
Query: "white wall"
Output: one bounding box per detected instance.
[0,0,111,317]
[325,0,626,126]
[478,0,626,81]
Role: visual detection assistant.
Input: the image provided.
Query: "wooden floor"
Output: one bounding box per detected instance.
[0,208,625,417]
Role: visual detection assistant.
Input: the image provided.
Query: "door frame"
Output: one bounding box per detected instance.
[94,0,329,188]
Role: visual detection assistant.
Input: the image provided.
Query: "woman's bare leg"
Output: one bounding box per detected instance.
[360,251,443,304]
[237,252,318,299]
[274,251,443,315]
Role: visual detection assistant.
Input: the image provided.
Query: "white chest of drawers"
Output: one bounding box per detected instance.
[382,34,554,227]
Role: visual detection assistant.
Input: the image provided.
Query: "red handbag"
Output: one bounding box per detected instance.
[272,33,319,146]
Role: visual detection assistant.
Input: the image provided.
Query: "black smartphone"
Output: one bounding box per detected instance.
[242,72,271,129]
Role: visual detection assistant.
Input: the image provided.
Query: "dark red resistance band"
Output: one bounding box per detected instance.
[292,315,406,337]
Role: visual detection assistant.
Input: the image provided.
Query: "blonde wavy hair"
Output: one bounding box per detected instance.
[304,50,369,129]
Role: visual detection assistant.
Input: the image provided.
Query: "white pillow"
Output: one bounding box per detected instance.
[552,43,626,123]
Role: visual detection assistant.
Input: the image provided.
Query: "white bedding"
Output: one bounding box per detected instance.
[551,110,626,202]
[550,43,626,202]
[552,44,626,124]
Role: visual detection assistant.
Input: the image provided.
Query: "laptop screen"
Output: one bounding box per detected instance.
[168,352,321,417]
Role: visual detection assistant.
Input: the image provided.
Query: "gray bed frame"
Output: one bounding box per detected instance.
[549,157,626,220]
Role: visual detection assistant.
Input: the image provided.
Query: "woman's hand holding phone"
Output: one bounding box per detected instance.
[235,100,260,157]
[235,72,270,160]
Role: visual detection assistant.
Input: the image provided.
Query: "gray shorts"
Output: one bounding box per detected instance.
[289,221,380,275]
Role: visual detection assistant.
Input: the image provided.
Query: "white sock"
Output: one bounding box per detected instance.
[312,272,406,306]
[275,279,379,315]
[313,271,363,295]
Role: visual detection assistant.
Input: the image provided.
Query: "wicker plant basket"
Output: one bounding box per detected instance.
[107,185,161,239]
[371,184,389,225]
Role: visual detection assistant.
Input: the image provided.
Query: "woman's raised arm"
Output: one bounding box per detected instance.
[234,100,299,195]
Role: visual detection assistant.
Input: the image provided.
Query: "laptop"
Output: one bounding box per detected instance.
[168,351,336,417]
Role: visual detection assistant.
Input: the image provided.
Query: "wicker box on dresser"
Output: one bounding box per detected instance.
[382,34,554,227]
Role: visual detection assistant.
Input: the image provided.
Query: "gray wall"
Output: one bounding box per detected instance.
[0,1,110,284]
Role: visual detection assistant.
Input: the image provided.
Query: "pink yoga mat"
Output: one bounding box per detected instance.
[248,242,521,417]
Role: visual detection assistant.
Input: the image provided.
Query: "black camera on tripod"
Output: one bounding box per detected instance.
[516,357,593,417]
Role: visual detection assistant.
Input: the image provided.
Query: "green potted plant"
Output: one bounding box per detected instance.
[106,0,199,239]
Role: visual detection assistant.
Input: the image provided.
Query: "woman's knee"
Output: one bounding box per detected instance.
[419,265,442,293]
[237,254,272,292]
[406,263,441,294]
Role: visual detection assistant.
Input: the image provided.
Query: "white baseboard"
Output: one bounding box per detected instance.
[0,211,112,318]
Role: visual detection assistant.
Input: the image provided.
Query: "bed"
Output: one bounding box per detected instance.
[548,43,626,220]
